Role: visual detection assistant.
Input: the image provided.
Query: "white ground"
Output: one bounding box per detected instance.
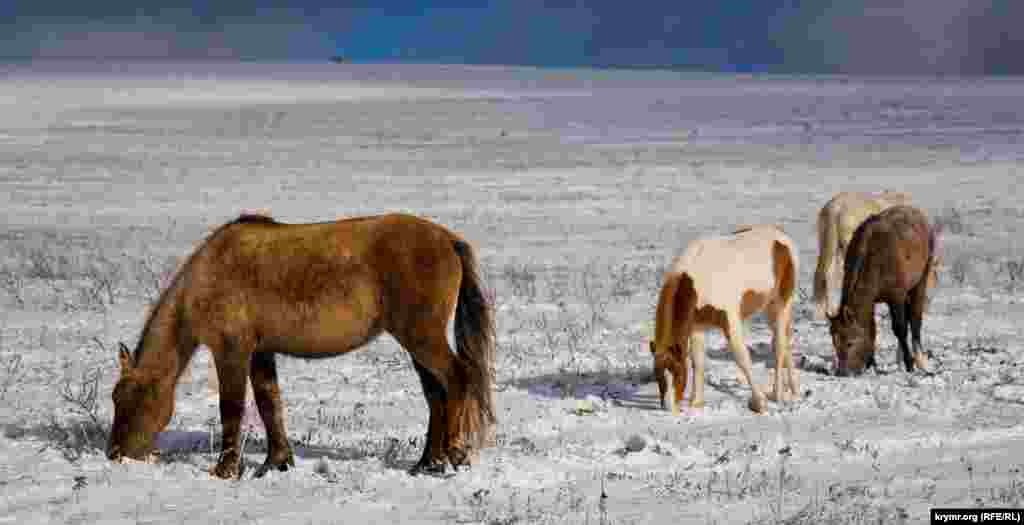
[1,61,1023,524]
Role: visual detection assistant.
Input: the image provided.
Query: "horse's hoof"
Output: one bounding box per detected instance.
[447,447,472,469]
[767,388,799,403]
[210,462,240,480]
[253,460,291,479]
[912,352,930,371]
[749,395,768,414]
[409,461,449,478]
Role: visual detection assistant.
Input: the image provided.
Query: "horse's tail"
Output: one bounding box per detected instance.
[813,205,838,320]
[926,222,944,291]
[451,239,497,450]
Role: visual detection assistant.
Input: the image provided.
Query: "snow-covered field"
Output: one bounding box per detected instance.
[1,61,1023,524]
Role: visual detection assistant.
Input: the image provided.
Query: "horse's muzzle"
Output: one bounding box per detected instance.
[108,449,158,464]
[834,365,865,378]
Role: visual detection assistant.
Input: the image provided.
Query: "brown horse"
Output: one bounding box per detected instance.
[813,191,919,320]
[109,212,496,479]
[649,225,800,415]
[828,205,937,376]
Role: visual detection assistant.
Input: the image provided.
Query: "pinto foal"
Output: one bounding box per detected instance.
[649,225,800,415]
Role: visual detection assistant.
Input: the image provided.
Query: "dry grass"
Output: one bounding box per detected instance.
[4,64,1024,525]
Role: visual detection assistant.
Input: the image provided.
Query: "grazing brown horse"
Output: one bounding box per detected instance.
[813,191,920,320]
[828,205,938,376]
[109,212,496,479]
[648,225,800,415]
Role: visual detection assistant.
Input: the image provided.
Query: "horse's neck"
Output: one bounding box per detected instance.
[840,285,876,323]
[137,342,185,383]
[136,307,189,385]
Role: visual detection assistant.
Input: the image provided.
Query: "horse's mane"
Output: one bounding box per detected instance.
[654,275,677,345]
[233,213,278,225]
[132,214,267,361]
[732,224,784,235]
[132,254,193,362]
[655,272,697,353]
[839,213,881,315]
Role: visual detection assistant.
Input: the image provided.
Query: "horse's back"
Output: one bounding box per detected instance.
[186,213,462,344]
[673,226,793,308]
[217,212,455,257]
[851,205,932,291]
[823,191,914,243]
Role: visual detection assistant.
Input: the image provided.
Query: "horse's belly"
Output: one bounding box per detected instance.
[253,299,381,354]
[260,326,377,356]
[696,268,774,309]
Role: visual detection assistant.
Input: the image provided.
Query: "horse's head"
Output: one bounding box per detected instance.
[828,307,876,376]
[649,340,686,410]
[108,343,173,463]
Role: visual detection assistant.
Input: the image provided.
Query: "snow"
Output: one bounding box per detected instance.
[1,61,1023,524]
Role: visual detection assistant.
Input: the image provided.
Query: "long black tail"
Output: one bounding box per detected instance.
[451,239,497,445]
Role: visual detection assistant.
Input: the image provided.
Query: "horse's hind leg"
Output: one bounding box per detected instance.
[396,320,469,475]
[887,302,914,372]
[410,359,449,475]
[209,335,253,479]
[813,219,834,320]
[724,311,768,414]
[249,351,295,478]
[766,304,798,401]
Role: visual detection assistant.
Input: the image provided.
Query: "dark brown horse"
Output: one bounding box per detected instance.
[109,213,496,479]
[828,205,939,376]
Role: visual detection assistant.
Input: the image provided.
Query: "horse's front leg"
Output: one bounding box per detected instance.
[687,332,706,415]
[669,341,689,416]
[250,352,295,478]
[908,279,931,372]
[210,336,253,479]
[887,302,914,372]
[725,312,767,414]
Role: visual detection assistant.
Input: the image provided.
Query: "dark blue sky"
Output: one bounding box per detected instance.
[3,1,1022,75]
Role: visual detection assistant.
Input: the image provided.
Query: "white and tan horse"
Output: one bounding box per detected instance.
[813,191,921,320]
[648,225,800,415]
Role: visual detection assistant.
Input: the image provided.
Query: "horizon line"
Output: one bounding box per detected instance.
[2,56,1021,79]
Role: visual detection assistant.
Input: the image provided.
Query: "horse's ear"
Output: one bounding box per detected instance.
[929,223,944,262]
[118,342,135,370]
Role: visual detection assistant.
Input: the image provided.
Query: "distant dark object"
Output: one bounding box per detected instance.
[329,55,348,64]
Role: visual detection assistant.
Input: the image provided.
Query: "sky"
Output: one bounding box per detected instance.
[2,1,1022,75]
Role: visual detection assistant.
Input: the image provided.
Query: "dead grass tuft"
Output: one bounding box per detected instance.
[933,207,968,236]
